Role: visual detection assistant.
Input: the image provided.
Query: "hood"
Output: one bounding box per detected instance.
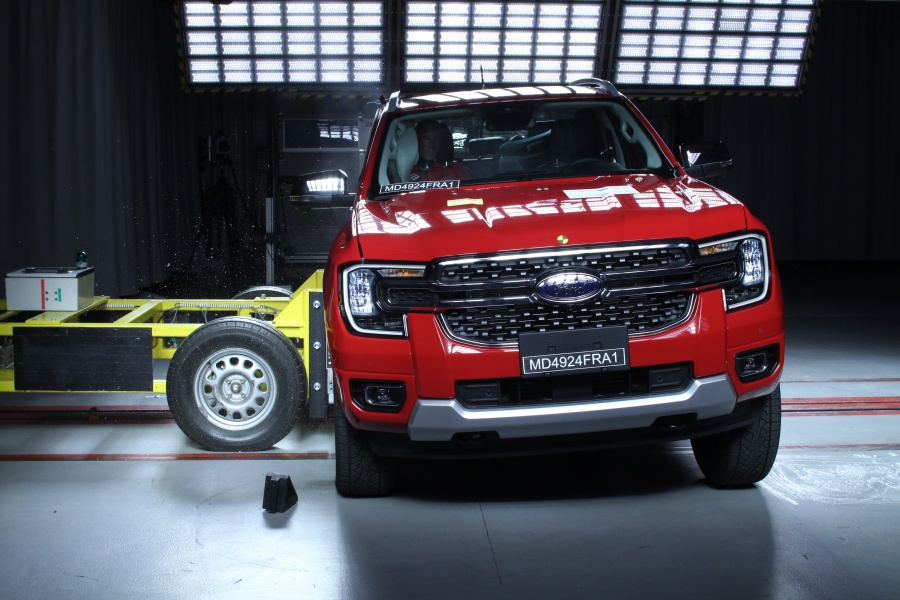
[354,175,748,261]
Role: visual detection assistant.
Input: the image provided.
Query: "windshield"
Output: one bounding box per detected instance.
[371,98,671,199]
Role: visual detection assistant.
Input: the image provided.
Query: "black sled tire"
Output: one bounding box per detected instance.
[166,317,306,451]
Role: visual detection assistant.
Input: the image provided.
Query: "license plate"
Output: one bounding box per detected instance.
[519,327,629,378]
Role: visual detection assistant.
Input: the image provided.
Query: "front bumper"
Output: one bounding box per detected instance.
[326,277,784,446]
[407,374,736,442]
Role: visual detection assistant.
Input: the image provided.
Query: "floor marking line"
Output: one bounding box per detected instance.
[782,378,900,383]
[786,410,900,417]
[0,452,335,462]
[778,443,900,450]
[783,396,900,405]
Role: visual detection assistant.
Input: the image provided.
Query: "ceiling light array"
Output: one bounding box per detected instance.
[404,2,603,85]
[179,0,818,92]
[182,1,384,84]
[613,0,816,88]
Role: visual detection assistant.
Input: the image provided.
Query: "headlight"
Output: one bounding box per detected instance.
[341,264,426,336]
[347,269,377,316]
[698,233,770,310]
[739,238,764,287]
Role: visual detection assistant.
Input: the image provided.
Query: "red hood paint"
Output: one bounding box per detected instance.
[354,175,748,261]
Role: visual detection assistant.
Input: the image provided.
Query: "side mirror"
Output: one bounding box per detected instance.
[282,170,355,208]
[678,142,732,180]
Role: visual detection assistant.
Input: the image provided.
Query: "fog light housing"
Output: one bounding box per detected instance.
[737,352,767,378]
[734,345,779,383]
[350,380,407,413]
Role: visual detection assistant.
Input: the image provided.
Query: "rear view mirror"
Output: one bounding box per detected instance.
[679,142,732,180]
[282,170,355,208]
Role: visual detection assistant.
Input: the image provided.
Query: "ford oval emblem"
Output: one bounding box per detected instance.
[534,270,608,304]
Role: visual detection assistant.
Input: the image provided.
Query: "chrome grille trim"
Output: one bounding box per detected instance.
[436,243,691,284]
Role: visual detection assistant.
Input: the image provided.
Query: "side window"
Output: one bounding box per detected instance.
[379,114,479,187]
[448,125,468,160]
[609,105,663,169]
[375,119,419,187]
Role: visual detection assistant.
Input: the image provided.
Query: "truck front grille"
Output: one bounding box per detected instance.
[376,242,736,345]
[441,291,693,345]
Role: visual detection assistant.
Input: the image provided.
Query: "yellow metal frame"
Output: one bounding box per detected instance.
[0,271,325,394]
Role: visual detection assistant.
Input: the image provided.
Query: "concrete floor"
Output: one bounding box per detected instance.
[1,262,898,600]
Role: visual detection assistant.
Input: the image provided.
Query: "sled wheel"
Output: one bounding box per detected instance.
[167,317,306,451]
[231,286,292,300]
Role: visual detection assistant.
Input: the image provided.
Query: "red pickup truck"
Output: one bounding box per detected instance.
[323,79,783,497]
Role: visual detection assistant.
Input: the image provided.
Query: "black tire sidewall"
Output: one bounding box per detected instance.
[167,318,306,451]
[692,385,781,487]
[333,400,395,497]
[333,402,353,496]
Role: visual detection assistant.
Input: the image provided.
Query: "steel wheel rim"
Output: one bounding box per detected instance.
[194,348,278,431]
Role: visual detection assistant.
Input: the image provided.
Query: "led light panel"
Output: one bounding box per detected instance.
[181,1,384,86]
[403,1,604,85]
[613,0,817,90]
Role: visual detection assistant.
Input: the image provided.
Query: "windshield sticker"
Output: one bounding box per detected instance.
[380,181,460,194]
[564,186,638,199]
[447,198,483,207]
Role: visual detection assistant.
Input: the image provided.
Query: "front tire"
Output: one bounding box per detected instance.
[334,403,396,497]
[167,317,306,451]
[691,385,782,487]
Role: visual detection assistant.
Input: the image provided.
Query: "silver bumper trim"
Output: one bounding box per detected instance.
[407,374,736,442]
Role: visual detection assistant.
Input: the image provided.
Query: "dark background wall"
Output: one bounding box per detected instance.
[697,3,900,261]
[1,0,896,299]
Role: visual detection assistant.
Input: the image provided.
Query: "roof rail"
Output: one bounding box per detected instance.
[568,78,622,97]
[385,90,402,113]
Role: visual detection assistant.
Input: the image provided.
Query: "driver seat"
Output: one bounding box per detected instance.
[549,118,602,162]
[391,123,419,182]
